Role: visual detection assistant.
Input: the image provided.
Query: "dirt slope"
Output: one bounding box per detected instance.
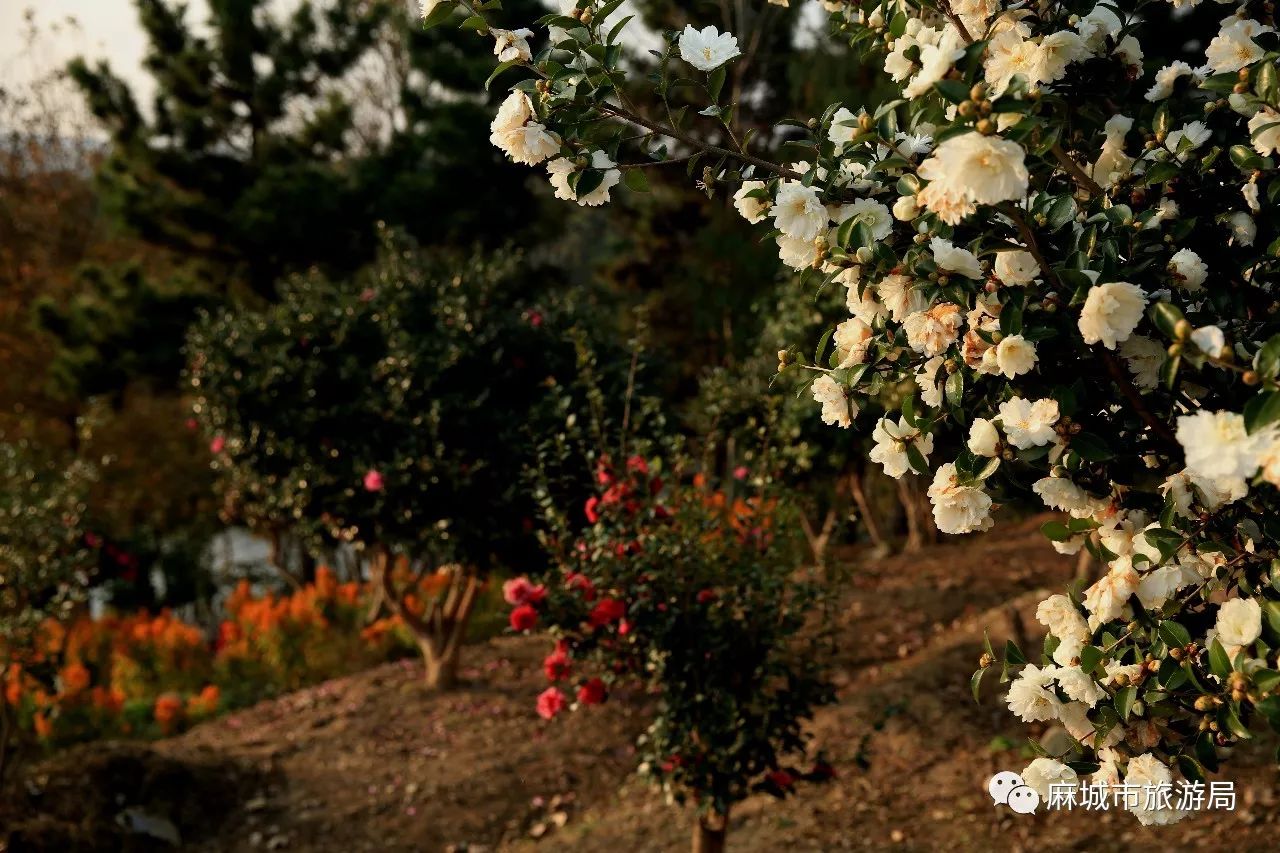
[6,519,1280,852]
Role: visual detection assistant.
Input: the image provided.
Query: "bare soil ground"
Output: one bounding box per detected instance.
[5,517,1280,852]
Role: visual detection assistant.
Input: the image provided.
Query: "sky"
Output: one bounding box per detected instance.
[0,1,183,109]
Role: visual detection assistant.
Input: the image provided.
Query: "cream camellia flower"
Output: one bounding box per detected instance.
[1215,597,1262,651]
[419,0,443,18]
[995,249,1039,285]
[776,234,818,270]
[993,335,1037,378]
[917,132,1029,209]
[1168,248,1207,291]
[902,26,966,99]
[927,463,993,534]
[915,356,946,407]
[833,318,873,368]
[492,28,535,63]
[967,418,1000,457]
[869,416,934,479]
[732,181,769,224]
[876,274,928,322]
[1229,211,1257,246]
[998,397,1059,449]
[772,181,827,242]
[1119,335,1165,391]
[1190,325,1225,357]
[1083,559,1139,630]
[1205,17,1271,74]
[1036,594,1091,652]
[1021,758,1078,799]
[490,92,561,165]
[812,374,855,428]
[846,284,886,326]
[1032,476,1100,517]
[1175,410,1272,488]
[892,195,919,221]
[546,151,621,206]
[903,303,963,356]
[1145,60,1197,101]
[827,106,861,149]
[929,237,983,279]
[1125,754,1190,827]
[1078,282,1146,349]
[1006,663,1062,723]
[678,24,741,71]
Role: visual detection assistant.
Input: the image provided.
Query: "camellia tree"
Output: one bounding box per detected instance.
[187,232,589,689]
[0,444,95,780]
[509,370,834,853]
[438,0,1280,825]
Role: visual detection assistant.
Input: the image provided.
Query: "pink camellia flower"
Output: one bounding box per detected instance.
[543,642,571,681]
[209,436,226,454]
[536,686,566,720]
[733,465,749,481]
[363,470,385,492]
[584,496,601,523]
[184,418,198,431]
[359,288,377,302]
[509,604,538,632]
[588,597,626,628]
[503,577,546,606]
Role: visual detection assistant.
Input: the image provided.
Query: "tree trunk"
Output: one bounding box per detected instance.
[422,640,461,691]
[692,809,728,853]
[848,469,887,549]
[1074,549,1096,584]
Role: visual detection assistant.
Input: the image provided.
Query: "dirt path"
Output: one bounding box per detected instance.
[6,518,1280,851]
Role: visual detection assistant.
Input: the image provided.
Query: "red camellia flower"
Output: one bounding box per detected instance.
[565,572,596,601]
[543,642,571,681]
[363,469,385,492]
[576,677,606,705]
[588,597,625,628]
[209,435,226,454]
[626,454,648,475]
[765,769,795,790]
[536,686,566,720]
[509,604,538,632]
[584,496,601,523]
[696,588,717,605]
[503,576,547,606]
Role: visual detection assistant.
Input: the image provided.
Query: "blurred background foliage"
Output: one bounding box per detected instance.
[0,0,921,626]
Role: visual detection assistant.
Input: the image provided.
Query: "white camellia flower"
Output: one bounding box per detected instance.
[835,198,893,242]
[1006,663,1062,722]
[827,106,861,149]
[1216,597,1262,651]
[998,397,1059,449]
[1190,325,1225,357]
[678,24,741,71]
[1145,60,1197,101]
[1167,248,1207,291]
[1228,211,1256,246]
[489,92,562,165]
[1078,282,1146,349]
[419,0,443,18]
[915,356,946,408]
[733,181,769,224]
[995,250,1039,285]
[927,463,994,534]
[1165,121,1212,159]
[1248,108,1280,155]
[491,28,535,63]
[1055,667,1105,707]
[917,132,1029,209]
[776,234,818,270]
[1125,754,1190,826]
[903,303,964,356]
[772,181,827,242]
[546,151,621,206]
[869,416,934,479]
[1036,594,1091,649]
[845,285,886,326]
[929,237,983,279]
[812,374,855,428]
[1137,563,1196,610]
[967,418,1000,457]
[892,195,919,221]
[902,26,966,98]
[833,318,873,368]
[1021,758,1078,799]
[1160,471,1236,519]
[1205,17,1271,74]
[1176,410,1273,489]
[993,335,1037,379]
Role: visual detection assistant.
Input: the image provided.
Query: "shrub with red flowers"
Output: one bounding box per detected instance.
[512,442,835,852]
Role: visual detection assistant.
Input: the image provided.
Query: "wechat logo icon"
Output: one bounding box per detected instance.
[989,770,1039,815]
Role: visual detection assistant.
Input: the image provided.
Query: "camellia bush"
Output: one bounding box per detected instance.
[432,0,1280,826]
[508,374,834,853]
[0,443,95,779]
[188,232,584,689]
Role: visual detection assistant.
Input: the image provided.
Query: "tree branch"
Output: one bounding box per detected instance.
[1050,143,1104,198]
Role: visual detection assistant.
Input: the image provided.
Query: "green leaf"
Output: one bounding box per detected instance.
[934,79,970,104]
[1040,520,1073,542]
[1115,684,1137,721]
[622,168,651,193]
[1079,645,1102,674]
[1158,620,1191,649]
[945,370,964,407]
[485,60,519,90]
[1208,637,1233,679]
[707,66,727,102]
[422,0,458,29]
[814,328,833,367]
[1255,334,1280,380]
[1244,390,1280,434]
[459,14,488,31]
[1070,432,1114,462]
[1149,302,1185,339]
[1004,639,1026,665]
[971,667,987,703]
[1045,195,1076,230]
